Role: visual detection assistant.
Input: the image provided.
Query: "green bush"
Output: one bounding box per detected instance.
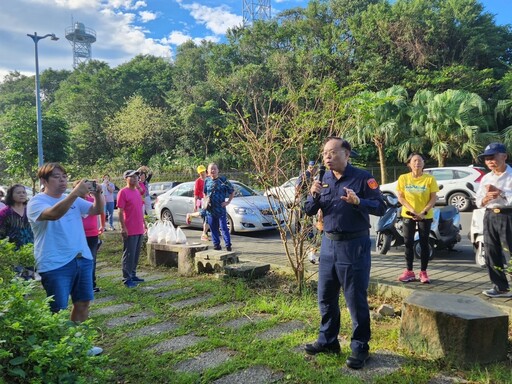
[0,279,111,383]
[0,239,34,281]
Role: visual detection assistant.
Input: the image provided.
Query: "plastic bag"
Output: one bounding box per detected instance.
[175,227,187,244]
[156,221,167,244]
[165,221,177,244]
[147,223,158,243]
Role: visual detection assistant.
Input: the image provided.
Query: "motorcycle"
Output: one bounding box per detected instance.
[413,205,461,260]
[468,207,486,268]
[468,207,511,268]
[375,195,404,254]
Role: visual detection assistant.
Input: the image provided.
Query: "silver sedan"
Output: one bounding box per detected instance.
[154,180,285,233]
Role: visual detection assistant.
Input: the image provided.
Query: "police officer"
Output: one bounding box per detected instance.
[304,136,385,369]
[476,142,512,298]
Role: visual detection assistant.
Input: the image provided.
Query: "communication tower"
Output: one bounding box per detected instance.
[243,0,271,26]
[65,22,96,68]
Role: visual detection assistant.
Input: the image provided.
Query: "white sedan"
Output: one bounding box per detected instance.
[154,180,285,233]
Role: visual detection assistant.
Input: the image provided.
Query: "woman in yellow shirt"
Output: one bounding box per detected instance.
[396,153,439,283]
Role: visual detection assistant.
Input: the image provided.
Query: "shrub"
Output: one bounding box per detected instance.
[0,239,34,281]
[0,279,111,383]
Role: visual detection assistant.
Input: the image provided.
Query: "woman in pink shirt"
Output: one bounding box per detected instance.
[75,180,104,292]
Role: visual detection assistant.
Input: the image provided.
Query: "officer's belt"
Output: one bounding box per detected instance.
[487,208,512,214]
[325,230,368,241]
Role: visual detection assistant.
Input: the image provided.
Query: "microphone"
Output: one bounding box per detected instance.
[314,165,326,199]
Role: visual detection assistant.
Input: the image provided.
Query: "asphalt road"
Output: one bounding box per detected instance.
[175,210,477,267]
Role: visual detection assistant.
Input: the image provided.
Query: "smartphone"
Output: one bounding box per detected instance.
[86,180,97,192]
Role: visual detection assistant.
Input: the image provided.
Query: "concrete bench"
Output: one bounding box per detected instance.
[400,291,509,365]
[146,242,208,276]
[195,250,239,274]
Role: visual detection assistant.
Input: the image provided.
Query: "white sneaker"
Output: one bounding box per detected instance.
[87,346,103,356]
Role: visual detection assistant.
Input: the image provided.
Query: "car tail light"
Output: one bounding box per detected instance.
[473,168,486,183]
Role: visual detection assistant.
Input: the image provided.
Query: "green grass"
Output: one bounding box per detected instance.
[41,233,512,383]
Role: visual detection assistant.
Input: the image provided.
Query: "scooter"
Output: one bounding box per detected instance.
[413,205,461,260]
[375,195,405,254]
[468,207,486,268]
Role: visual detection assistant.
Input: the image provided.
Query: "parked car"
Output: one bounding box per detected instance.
[154,180,285,233]
[148,181,181,207]
[379,166,487,212]
[264,177,298,207]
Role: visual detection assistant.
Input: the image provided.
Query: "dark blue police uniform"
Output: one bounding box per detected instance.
[304,164,385,356]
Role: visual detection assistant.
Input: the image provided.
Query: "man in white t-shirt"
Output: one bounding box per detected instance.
[27,162,104,322]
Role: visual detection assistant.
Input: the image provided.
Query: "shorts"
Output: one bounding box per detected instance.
[40,256,94,312]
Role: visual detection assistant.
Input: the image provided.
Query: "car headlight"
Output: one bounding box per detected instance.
[233,207,255,215]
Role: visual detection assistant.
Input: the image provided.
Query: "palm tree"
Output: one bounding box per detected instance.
[408,89,494,166]
[344,85,409,184]
[497,97,512,147]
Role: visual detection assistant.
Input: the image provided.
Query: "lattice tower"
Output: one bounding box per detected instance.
[243,0,271,26]
[65,22,96,68]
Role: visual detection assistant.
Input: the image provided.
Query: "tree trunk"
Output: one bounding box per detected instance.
[377,143,387,184]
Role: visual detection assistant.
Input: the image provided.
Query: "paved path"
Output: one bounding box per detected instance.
[181,228,512,315]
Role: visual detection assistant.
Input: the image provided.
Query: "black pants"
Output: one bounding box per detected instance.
[483,210,511,291]
[86,236,99,288]
[403,218,432,271]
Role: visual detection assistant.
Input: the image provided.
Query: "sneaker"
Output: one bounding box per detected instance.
[124,280,137,288]
[132,276,145,282]
[201,234,209,241]
[419,271,430,284]
[87,346,103,356]
[482,287,512,298]
[93,287,100,293]
[186,213,192,225]
[226,246,232,252]
[398,269,416,282]
[213,245,221,251]
[110,226,115,231]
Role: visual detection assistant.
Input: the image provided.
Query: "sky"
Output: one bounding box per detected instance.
[0,0,510,81]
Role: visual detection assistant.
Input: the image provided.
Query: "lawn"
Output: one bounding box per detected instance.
[26,232,512,383]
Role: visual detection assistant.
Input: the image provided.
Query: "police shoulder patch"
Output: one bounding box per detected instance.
[367,178,379,189]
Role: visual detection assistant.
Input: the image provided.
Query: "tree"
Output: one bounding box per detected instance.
[407,89,495,166]
[51,60,117,165]
[0,106,68,189]
[344,85,409,183]
[106,95,172,165]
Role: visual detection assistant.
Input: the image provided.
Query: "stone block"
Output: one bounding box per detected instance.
[223,261,270,279]
[195,250,239,262]
[146,242,208,276]
[195,250,239,274]
[400,291,509,364]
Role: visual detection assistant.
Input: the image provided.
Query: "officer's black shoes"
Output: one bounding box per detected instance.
[304,341,341,355]
[345,350,370,369]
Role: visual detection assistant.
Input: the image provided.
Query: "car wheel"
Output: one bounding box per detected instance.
[448,192,471,212]
[375,232,392,255]
[475,241,486,268]
[161,209,175,225]
[227,215,235,234]
[414,239,434,261]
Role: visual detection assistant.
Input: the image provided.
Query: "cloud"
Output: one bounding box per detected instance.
[166,31,192,46]
[139,10,157,22]
[178,2,243,35]
[104,0,147,10]
[163,31,219,46]
[0,0,172,78]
